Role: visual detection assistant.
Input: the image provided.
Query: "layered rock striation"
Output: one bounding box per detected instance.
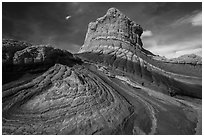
[79,8,144,53]
[2,8,202,135]
[77,7,202,98]
[3,64,132,134]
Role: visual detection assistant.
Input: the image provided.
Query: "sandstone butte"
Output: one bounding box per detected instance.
[2,8,202,135]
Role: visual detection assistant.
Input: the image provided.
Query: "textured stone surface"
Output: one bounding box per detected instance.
[3,64,132,135]
[79,8,144,53]
[3,39,31,64]
[169,54,202,65]
[78,8,201,66]
[12,45,74,65]
[77,7,202,98]
[2,40,81,84]
[153,54,202,65]
[2,63,201,135]
[2,7,202,135]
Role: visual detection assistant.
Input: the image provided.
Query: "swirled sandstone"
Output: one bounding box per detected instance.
[2,7,202,135]
[3,64,132,135]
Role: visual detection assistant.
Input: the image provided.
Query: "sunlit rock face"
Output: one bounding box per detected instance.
[2,8,202,135]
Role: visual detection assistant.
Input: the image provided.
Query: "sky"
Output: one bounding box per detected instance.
[2,2,202,58]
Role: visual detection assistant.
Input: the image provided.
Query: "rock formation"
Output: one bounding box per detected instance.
[12,45,75,65]
[3,64,132,134]
[2,39,81,84]
[79,8,144,53]
[2,8,202,135]
[169,54,202,64]
[77,7,202,98]
[3,39,31,64]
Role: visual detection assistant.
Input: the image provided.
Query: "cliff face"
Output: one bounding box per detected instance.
[2,8,202,135]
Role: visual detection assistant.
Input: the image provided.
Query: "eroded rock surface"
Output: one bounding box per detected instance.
[2,8,202,135]
[77,7,202,98]
[153,54,202,65]
[2,62,201,135]
[3,39,31,64]
[169,54,202,65]
[79,8,144,53]
[12,45,75,65]
[3,64,132,135]
[2,40,81,84]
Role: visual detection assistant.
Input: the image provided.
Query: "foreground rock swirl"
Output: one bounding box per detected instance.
[2,63,201,134]
[3,64,133,134]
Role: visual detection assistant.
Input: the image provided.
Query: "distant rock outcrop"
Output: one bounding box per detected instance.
[2,39,82,84]
[170,54,202,65]
[153,54,202,65]
[3,39,31,64]
[12,45,75,65]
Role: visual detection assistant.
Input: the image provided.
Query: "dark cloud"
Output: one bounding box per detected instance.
[2,2,202,56]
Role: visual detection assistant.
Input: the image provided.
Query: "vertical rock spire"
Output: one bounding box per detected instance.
[79,7,143,53]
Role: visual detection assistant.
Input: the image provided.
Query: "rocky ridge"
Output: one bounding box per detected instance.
[2,39,81,84]
[170,54,202,64]
[3,39,32,64]
[12,45,74,65]
[153,54,202,65]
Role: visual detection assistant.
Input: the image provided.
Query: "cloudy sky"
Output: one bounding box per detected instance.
[2,2,202,58]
